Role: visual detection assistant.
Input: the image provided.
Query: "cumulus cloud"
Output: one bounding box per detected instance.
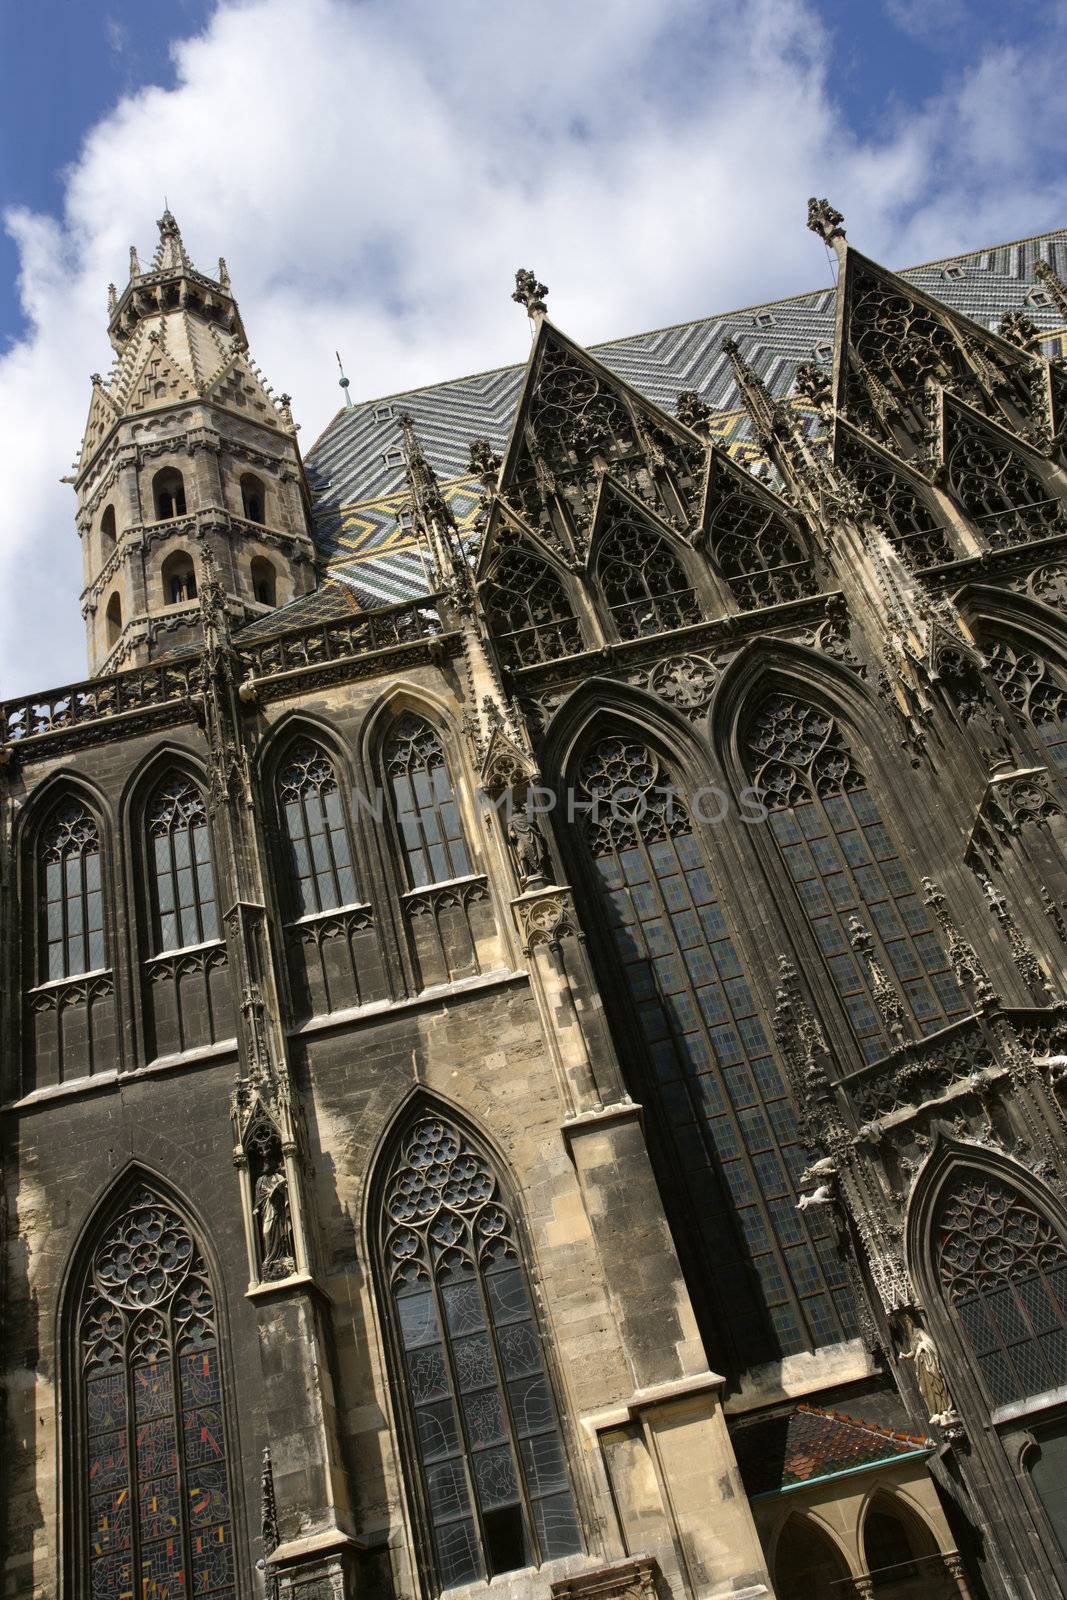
[1,0,1066,694]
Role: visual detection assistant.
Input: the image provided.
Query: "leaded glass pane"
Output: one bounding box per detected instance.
[937,1170,1067,1408]
[384,716,471,888]
[146,777,218,953]
[576,734,856,1366]
[39,799,104,979]
[278,741,360,916]
[379,1114,580,1587]
[79,1187,236,1600]
[748,698,967,1059]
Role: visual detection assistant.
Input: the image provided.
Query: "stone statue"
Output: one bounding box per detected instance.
[901,1326,959,1428]
[254,1167,295,1280]
[508,810,550,889]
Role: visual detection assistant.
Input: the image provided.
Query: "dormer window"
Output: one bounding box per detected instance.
[753,311,775,329]
[374,404,395,422]
[153,466,187,520]
[942,263,965,281]
[383,449,403,467]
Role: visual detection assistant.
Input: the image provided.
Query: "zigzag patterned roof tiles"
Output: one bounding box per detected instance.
[304,229,1067,610]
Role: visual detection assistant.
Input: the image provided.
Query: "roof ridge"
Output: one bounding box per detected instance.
[799,1403,931,1447]
[318,226,1067,419]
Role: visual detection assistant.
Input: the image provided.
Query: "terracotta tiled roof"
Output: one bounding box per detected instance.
[732,1404,932,1498]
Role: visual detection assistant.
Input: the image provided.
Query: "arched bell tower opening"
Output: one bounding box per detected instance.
[73,208,319,673]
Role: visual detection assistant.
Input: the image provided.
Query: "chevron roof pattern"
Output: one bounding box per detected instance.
[302,228,1067,612]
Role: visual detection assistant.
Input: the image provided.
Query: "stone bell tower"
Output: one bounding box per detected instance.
[71,209,319,674]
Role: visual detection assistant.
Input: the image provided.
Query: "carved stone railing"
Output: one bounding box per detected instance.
[401,874,502,988]
[839,1016,993,1124]
[237,595,447,680]
[1,656,203,744]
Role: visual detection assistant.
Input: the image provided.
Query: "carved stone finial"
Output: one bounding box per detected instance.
[129,244,141,278]
[468,437,502,487]
[107,282,118,316]
[998,310,1041,353]
[848,916,910,1046]
[794,360,833,412]
[218,255,230,288]
[90,372,102,387]
[674,389,712,433]
[921,876,997,1007]
[976,871,1055,1002]
[1035,259,1067,321]
[807,197,846,245]
[512,267,548,319]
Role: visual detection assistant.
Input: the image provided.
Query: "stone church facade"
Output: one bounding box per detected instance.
[4,202,1067,1600]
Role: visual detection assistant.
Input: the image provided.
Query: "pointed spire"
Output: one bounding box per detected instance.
[512,267,548,321]
[107,283,118,317]
[722,337,788,449]
[921,877,997,1007]
[218,256,231,289]
[848,916,911,1049]
[399,413,470,603]
[335,351,354,407]
[153,208,192,274]
[129,244,141,279]
[807,196,846,248]
[975,872,1055,1002]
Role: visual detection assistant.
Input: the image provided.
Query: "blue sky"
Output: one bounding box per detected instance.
[0,0,1065,695]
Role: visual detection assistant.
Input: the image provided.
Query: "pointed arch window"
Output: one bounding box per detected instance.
[944,414,1065,548]
[240,473,265,524]
[278,739,359,915]
[40,800,105,980]
[837,432,957,568]
[377,1111,581,1589]
[746,697,967,1061]
[100,504,117,554]
[595,518,702,640]
[146,775,219,952]
[708,488,817,609]
[986,640,1067,773]
[384,715,471,888]
[574,734,856,1363]
[482,548,582,669]
[105,593,123,648]
[76,1184,236,1600]
[935,1169,1067,1407]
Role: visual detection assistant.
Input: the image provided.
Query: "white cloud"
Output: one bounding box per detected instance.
[1,0,1066,694]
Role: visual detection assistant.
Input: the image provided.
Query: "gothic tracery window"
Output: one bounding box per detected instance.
[278,739,359,915]
[595,520,702,640]
[482,548,582,669]
[385,715,471,888]
[40,800,105,980]
[986,641,1067,772]
[77,1185,236,1600]
[707,488,817,609]
[944,414,1065,549]
[146,775,219,953]
[746,698,967,1061]
[836,432,957,568]
[575,734,856,1362]
[936,1169,1067,1407]
[377,1112,582,1590]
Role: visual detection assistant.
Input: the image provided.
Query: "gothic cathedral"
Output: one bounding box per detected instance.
[5,201,1067,1600]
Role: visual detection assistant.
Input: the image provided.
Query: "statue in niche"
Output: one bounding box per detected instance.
[901,1324,959,1428]
[251,1127,296,1280]
[507,809,550,890]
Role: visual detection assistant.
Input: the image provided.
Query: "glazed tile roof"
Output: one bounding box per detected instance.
[304,229,1067,610]
[236,577,366,643]
[731,1404,932,1499]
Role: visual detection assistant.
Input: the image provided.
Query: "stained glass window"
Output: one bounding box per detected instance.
[384,716,471,888]
[378,1113,581,1590]
[146,776,219,953]
[278,740,359,915]
[40,800,105,980]
[595,519,703,640]
[746,697,968,1062]
[987,641,1067,774]
[936,1170,1067,1408]
[574,734,856,1365]
[79,1185,236,1600]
